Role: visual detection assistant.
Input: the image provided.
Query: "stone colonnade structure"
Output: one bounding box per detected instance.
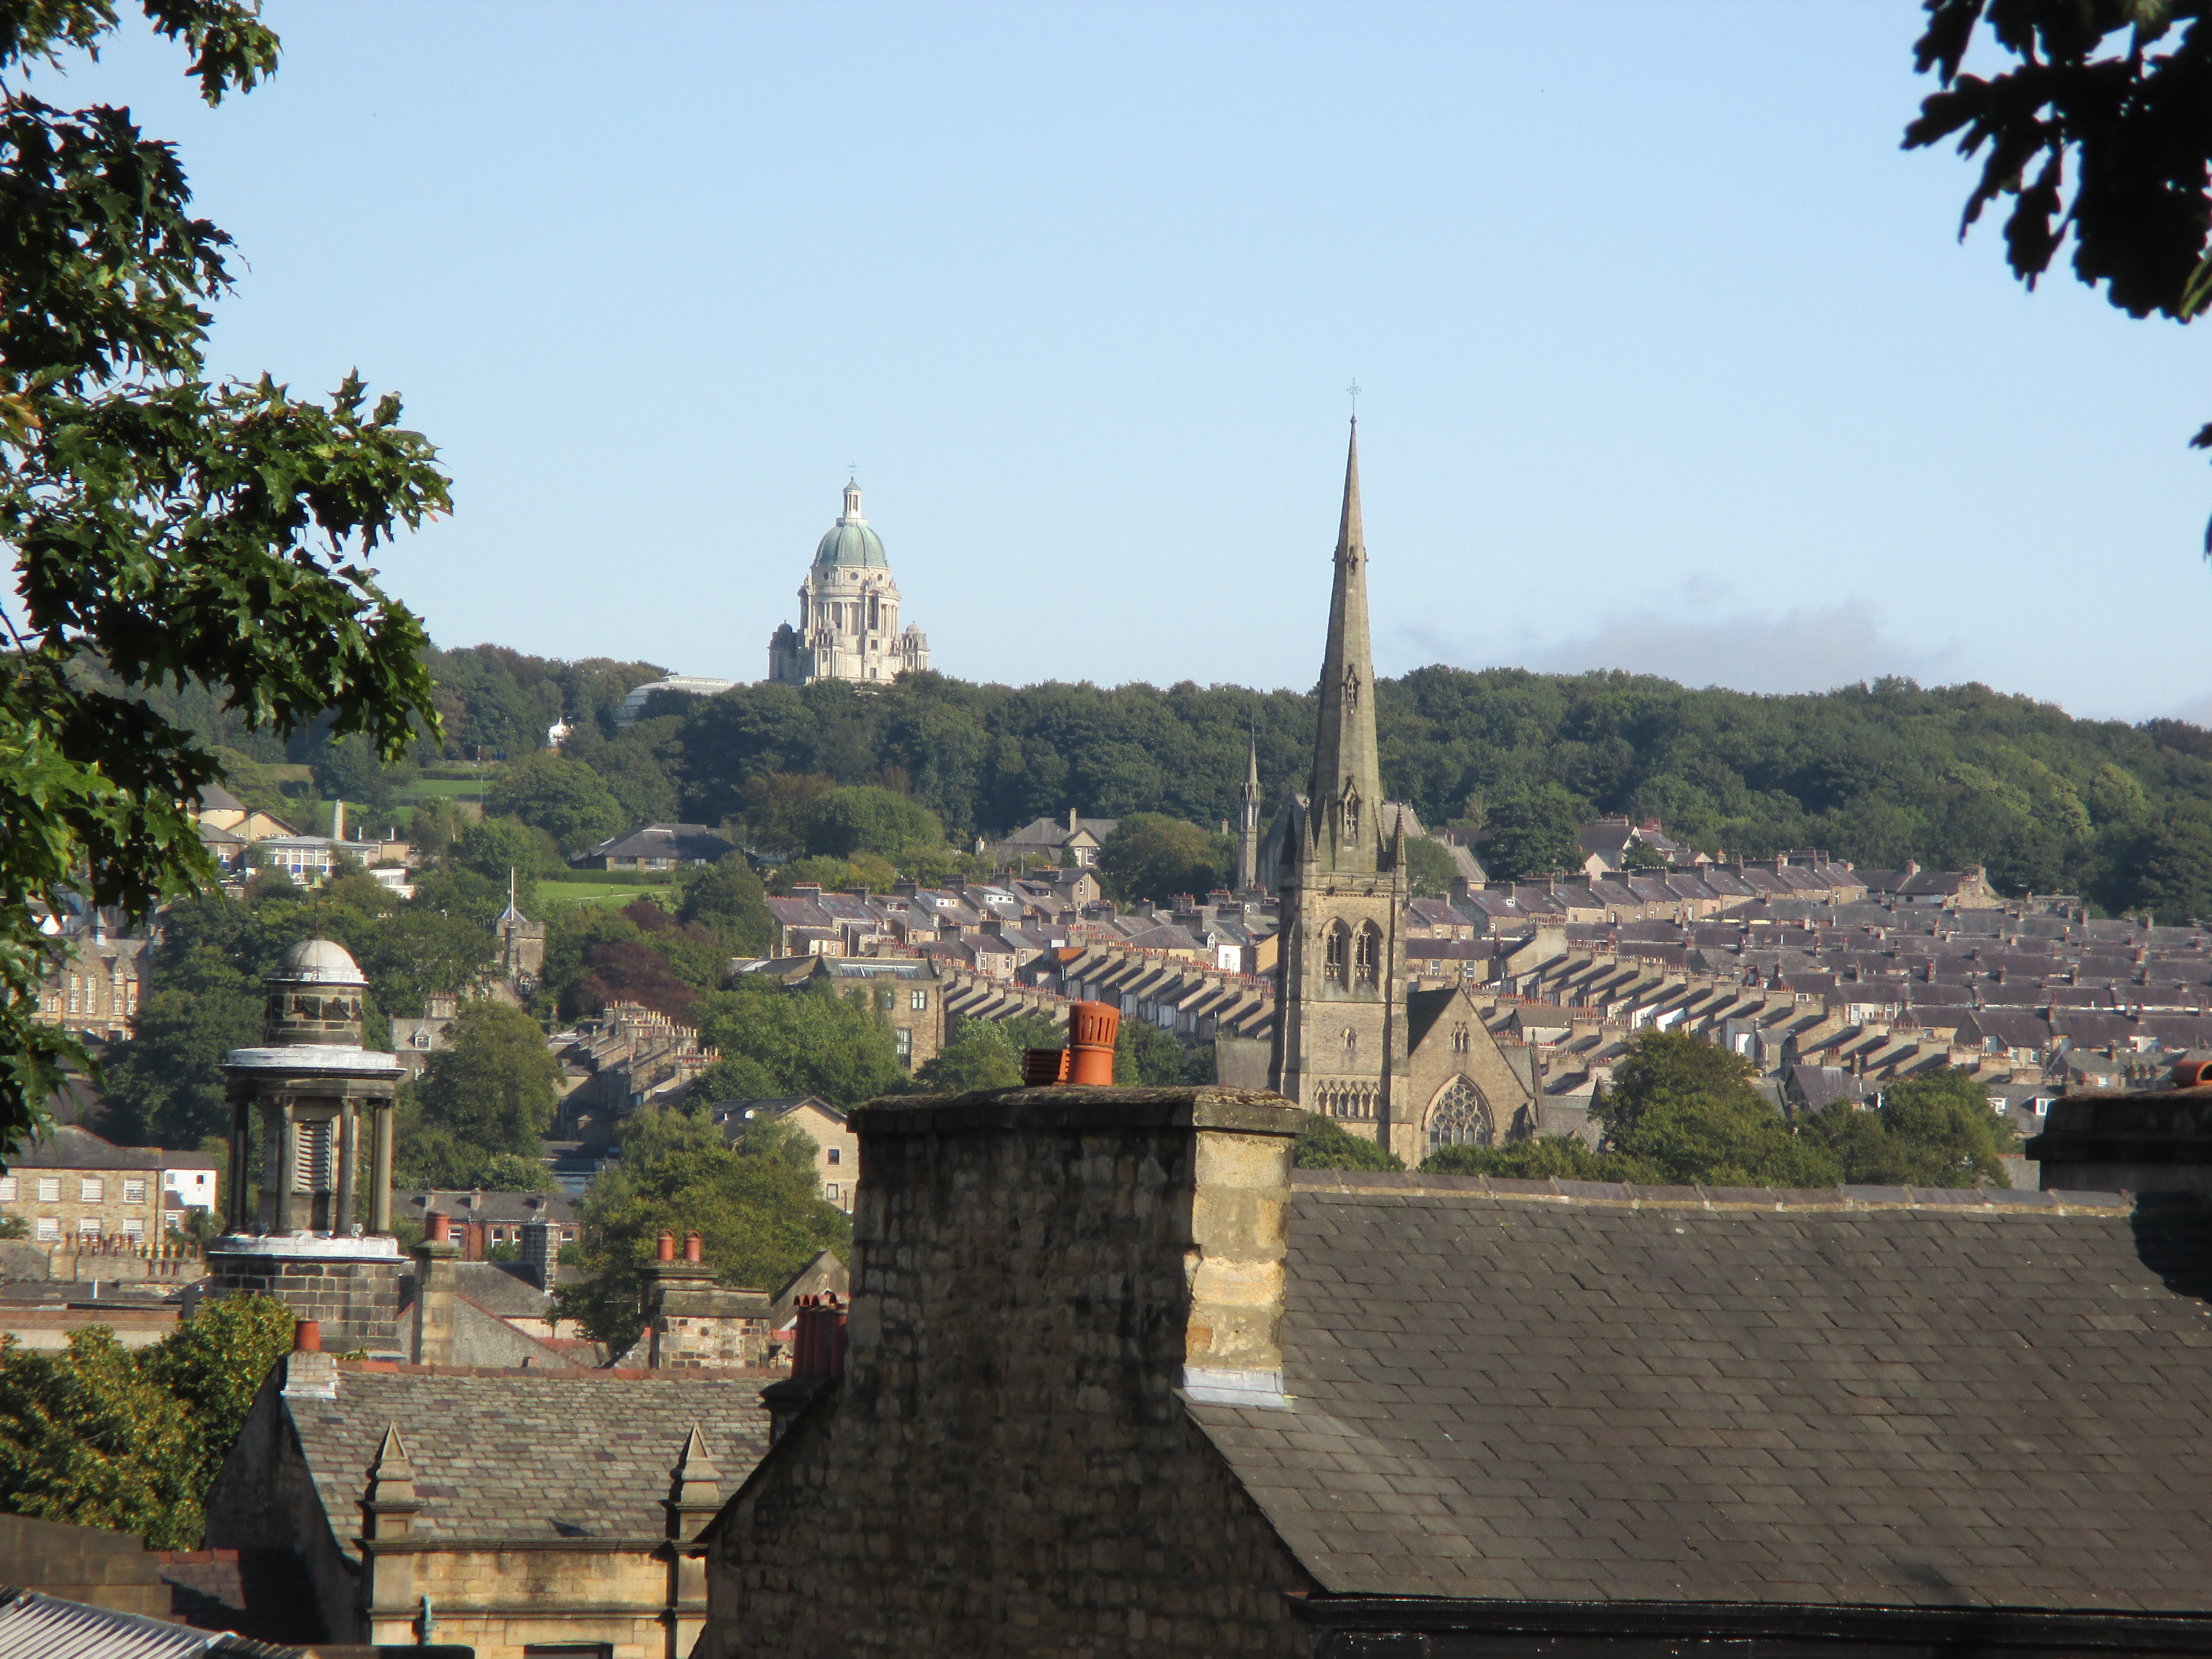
[209,938,408,1354]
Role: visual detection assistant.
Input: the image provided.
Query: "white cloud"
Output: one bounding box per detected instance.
[1396,600,1957,697]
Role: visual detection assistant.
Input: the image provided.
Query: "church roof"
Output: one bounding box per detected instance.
[1190,1177,2212,1612]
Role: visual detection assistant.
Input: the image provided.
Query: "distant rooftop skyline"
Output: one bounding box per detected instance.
[25,3,2212,722]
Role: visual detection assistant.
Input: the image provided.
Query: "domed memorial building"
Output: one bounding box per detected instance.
[767,479,929,686]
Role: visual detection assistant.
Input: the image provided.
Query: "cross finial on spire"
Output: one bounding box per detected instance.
[1346,379,1360,423]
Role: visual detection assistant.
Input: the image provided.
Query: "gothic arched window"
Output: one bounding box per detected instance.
[1429,1075,1495,1151]
[1324,923,1349,984]
[1343,793,1361,843]
[1355,923,1382,985]
[1344,665,1361,709]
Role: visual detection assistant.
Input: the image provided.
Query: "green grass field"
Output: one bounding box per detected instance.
[398,779,492,799]
[536,883,675,913]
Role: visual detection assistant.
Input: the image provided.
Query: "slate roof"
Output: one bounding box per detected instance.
[10,1125,163,1171]
[1190,1177,2212,1612]
[579,822,735,864]
[393,1189,577,1227]
[284,1366,770,1555]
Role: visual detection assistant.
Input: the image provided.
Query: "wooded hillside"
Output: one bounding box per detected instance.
[139,644,2212,918]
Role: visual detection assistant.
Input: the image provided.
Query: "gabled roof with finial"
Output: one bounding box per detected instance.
[252,1369,770,1560]
[363,1424,417,1504]
[668,1422,722,1515]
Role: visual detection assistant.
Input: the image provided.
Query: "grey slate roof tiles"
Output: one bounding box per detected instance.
[285,1368,769,1556]
[1189,1181,2212,1612]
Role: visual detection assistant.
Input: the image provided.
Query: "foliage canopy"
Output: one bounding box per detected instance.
[0,0,447,1151]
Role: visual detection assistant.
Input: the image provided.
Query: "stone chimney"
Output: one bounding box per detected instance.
[411,1225,461,1365]
[840,1082,1302,1434]
[2027,1064,2212,1193]
[641,1243,771,1370]
[281,1319,337,1400]
[519,1219,558,1291]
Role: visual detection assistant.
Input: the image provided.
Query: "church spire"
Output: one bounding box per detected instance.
[1237,732,1262,892]
[1308,418,1385,872]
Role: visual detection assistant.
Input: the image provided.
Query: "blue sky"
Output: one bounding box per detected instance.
[37,2,2212,720]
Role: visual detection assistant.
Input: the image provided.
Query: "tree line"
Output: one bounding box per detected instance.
[1297,1030,2019,1190]
[370,652,2212,917]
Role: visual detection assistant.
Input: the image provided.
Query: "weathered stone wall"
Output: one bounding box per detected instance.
[204,1366,361,1642]
[698,1086,1315,1658]
[369,1544,676,1659]
[205,1250,402,1353]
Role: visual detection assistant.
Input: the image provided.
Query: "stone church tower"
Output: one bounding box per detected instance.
[1269,421,1413,1153]
[767,481,930,686]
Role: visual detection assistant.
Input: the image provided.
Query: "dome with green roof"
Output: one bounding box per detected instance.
[814,480,889,569]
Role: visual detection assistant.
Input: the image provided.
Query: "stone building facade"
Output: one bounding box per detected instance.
[766,481,929,686]
[0,1126,165,1244]
[33,931,149,1046]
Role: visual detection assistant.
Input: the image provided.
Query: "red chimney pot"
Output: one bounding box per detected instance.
[657,1229,676,1262]
[1067,1000,1119,1086]
[684,1230,703,1263]
[425,1212,450,1244]
[294,1320,321,1353]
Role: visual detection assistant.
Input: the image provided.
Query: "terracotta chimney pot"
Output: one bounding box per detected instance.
[658,1229,676,1262]
[294,1320,321,1353]
[684,1230,703,1263]
[1067,1000,1120,1086]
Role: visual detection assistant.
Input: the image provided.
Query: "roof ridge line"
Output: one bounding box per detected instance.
[1288,1171,2133,1214]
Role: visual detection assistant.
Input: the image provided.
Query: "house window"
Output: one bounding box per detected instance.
[36,1178,58,1202]
[895,1028,913,1065]
[79,1178,103,1203]
[122,1218,144,1241]
[1323,924,1348,984]
[34,1218,57,1242]
[77,1216,100,1238]
[827,1148,842,1166]
[911,990,928,1010]
[0,1177,15,1201]
[824,1182,840,1204]
[123,1179,145,1203]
